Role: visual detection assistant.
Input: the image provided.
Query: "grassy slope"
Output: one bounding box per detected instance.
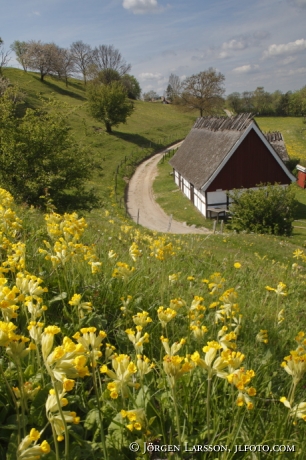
[4,68,306,258]
[3,68,196,202]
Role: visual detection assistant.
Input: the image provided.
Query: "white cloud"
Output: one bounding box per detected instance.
[122,0,160,14]
[232,64,259,73]
[139,72,163,80]
[280,56,297,65]
[263,38,306,57]
[221,39,247,52]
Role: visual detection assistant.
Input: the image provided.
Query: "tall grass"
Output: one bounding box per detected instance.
[1,187,306,459]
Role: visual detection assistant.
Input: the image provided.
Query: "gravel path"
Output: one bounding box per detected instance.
[126,143,210,234]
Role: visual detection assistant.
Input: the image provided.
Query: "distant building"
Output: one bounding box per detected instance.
[169,113,295,217]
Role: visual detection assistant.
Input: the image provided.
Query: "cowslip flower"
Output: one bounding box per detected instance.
[132,311,152,328]
[129,242,142,262]
[163,354,193,386]
[190,325,208,341]
[161,336,186,356]
[191,342,228,380]
[17,429,50,459]
[256,330,268,344]
[280,397,306,422]
[121,408,146,432]
[169,298,186,312]
[265,282,287,296]
[100,354,138,398]
[136,354,155,378]
[125,327,149,353]
[112,262,135,280]
[41,325,61,360]
[157,306,177,327]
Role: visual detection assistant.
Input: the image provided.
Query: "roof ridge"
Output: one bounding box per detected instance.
[194,113,254,132]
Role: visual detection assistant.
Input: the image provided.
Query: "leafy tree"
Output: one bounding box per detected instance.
[228,184,297,236]
[143,90,159,101]
[94,68,122,85]
[0,89,93,209]
[26,41,60,81]
[226,92,242,113]
[121,74,141,100]
[180,68,225,116]
[10,40,29,71]
[87,81,133,133]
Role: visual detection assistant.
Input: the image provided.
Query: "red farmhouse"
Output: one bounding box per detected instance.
[169,113,295,217]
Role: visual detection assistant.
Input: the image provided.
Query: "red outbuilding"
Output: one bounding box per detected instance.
[170,113,295,218]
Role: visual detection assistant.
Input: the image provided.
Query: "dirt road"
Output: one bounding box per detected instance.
[126,144,210,234]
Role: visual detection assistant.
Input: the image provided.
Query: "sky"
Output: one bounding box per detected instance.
[1,0,306,96]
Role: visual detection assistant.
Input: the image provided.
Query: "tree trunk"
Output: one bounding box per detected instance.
[105,122,112,133]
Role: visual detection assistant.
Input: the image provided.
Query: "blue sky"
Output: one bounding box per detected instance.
[1,0,306,95]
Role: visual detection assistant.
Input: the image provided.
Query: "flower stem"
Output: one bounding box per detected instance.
[92,359,108,460]
[207,377,212,443]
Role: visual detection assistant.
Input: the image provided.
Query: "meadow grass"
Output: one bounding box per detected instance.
[256,116,306,163]
[1,187,306,459]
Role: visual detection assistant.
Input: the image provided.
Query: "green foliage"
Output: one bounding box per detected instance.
[0,89,94,210]
[228,183,297,236]
[87,81,134,133]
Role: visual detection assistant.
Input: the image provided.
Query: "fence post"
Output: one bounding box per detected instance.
[167,214,173,232]
[213,220,217,234]
[220,220,224,234]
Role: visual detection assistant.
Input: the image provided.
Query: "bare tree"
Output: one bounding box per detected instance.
[51,46,75,86]
[10,40,29,72]
[70,41,93,85]
[91,45,131,77]
[180,68,225,116]
[167,73,181,101]
[26,41,60,81]
[0,39,11,75]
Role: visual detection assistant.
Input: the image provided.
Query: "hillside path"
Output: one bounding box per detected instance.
[126,143,210,234]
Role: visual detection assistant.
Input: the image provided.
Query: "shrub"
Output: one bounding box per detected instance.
[228,183,297,236]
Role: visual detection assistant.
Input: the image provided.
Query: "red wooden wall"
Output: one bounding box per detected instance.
[207,128,291,192]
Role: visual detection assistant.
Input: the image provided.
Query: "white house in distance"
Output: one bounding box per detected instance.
[169,113,295,218]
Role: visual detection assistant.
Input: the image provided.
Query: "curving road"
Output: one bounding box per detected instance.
[126,143,210,234]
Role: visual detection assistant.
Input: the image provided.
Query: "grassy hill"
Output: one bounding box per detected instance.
[2,68,306,458]
[3,67,197,204]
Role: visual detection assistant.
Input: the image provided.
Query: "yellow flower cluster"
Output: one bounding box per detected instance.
[100,354,139,399]
[39,213,101,273]
[202,272,225,295]
[112,262,135,280]
[227,368,256,409]
[281,331,306,385]
[129,242,142,262]
[121,408,146,432]
[266,282,287,296]
[150,237,175,261]
[17,428,50,459]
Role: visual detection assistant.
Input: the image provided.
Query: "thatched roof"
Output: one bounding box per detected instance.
[170,113,289,189]
[264,132,289,162]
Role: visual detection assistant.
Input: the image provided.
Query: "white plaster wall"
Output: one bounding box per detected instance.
[206,191,227,207]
